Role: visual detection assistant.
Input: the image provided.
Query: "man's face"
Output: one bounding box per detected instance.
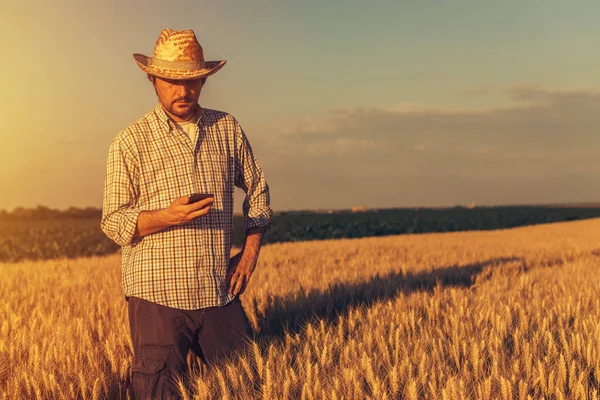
[152,76,204,122]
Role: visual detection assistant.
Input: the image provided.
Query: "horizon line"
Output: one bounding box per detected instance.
[2,200,600,215]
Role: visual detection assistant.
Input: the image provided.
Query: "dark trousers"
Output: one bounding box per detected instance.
[128,296,253,400]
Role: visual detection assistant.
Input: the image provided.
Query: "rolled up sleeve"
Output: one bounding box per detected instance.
[101,135,142,247]
[233,120,272,233]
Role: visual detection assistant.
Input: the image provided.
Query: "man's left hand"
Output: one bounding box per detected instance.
[227,249,259,296]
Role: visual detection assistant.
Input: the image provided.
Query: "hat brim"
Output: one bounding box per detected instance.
[133,53,226,80]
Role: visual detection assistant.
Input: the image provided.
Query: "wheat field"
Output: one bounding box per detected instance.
[2,219,600,399]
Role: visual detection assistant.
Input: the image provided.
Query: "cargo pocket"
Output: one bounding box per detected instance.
[131,350,169,399]
[132,357,166,375]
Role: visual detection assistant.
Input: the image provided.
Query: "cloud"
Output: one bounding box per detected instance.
[251,86,600,209]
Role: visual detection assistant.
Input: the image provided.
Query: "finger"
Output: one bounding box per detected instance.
[190,204,211,216]
[187,205,212,220]
[240,270,253,295]
[181,197,213,214]
[189,196,214,210]
[238,268,252,295]
[228,272,240,294]
[233,274,246,296]
[226,259,236,281]
[238,280,248,295]
[173,195,190,206]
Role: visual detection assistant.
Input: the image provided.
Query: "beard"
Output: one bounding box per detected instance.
[163,98,197,121]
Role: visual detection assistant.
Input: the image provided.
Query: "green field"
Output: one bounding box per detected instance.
[1,206,600,263]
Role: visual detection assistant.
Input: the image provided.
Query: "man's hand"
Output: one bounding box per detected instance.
[164,195,214,225]
[134,195,214,238]
[227,248,259,296]
[227,227,265,296]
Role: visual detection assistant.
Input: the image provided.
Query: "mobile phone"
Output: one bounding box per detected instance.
[188,193,214,203]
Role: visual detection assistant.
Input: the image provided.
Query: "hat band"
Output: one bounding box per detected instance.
[149,58,207,70]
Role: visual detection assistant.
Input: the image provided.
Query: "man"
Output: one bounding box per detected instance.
[101,28,272,399]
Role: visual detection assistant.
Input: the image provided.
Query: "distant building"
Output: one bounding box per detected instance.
[467,202,476,209]
[352,206,367,213]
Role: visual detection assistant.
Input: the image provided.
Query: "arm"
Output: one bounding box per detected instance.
[243,227,266,253]
[133,196,215,238]
[233,120,272,234]
[100,137,143,247]
[238,226,266,262]
[227,227,266,296]
[227,119,272,295]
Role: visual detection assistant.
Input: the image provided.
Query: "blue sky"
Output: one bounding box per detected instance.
[1,1,600,211]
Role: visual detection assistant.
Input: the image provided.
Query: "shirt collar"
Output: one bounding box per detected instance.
[154,102,203,132]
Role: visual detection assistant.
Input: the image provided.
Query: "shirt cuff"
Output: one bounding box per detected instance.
[116,207,143,247]
[244,214,272,233]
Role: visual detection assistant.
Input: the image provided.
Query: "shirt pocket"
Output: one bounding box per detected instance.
[142,154,192,210]
[199,152,233,197]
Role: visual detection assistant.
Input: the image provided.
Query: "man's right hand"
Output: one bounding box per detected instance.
[133,195,214,238]
[164,195,214,225]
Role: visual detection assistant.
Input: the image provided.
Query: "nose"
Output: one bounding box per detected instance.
[176,83,190,96]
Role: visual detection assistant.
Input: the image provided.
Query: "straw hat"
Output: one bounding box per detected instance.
[133,28,226,80]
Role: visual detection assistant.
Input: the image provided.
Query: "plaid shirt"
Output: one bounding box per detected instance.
[101,103,272,310]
